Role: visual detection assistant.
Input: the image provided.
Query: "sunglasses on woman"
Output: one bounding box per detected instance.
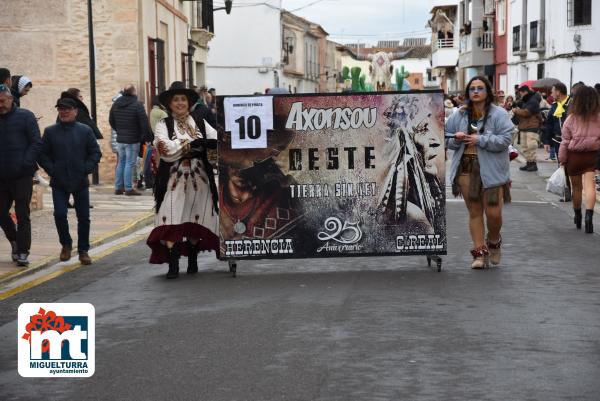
[469,86,487,93]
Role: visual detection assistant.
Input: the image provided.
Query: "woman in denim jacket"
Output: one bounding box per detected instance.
[446,76,514,268]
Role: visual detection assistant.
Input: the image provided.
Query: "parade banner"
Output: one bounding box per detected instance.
[216,90,446,259]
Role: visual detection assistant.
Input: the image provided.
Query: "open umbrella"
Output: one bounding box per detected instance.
[533,77,562,89]
[519,80,536,89]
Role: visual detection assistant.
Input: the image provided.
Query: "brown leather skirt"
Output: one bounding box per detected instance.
[566,151,597,176]
[452,154,511,206]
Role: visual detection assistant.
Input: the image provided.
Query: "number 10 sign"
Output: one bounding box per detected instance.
[223,96,274,149]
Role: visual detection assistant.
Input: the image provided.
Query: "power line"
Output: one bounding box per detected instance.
[288,0,328,12]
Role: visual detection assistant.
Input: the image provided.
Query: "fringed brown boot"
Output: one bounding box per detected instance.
[470,245,489,269]
[486,235,502,266]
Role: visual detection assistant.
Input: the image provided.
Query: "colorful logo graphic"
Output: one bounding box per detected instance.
[18,303,95,377]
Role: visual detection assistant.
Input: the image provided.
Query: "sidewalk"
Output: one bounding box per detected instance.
[0,185,154,283]
[524,147,600,204]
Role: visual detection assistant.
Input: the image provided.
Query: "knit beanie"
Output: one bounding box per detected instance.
[18,76,32,94]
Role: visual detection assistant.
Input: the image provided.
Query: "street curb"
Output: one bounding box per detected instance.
[0,211,154,286]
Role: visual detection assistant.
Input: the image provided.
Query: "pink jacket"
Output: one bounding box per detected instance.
[559,113,600,163]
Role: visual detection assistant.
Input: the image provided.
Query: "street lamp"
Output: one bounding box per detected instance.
[214,0,233,14]
[182,0,233,14]
[283,36,295,64]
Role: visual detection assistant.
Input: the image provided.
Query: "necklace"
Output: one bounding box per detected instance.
[222,188,259,234]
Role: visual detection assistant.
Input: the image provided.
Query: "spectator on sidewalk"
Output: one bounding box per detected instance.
[59,89,103,209]
[109,84,151,196]
[146,96,168,189]
[513,85,542,172]
[559,86,600,234]
[38,97,102,265]
[58,89,103,139]
[0,68,11,86]
[541,82,571,163]
[109,90,123,155]
[150,95,168,133]
[0,84,42,266]
[10,75,32,108]
[191,86,216,129]
[503,95,515,111]
[208,87,217,113]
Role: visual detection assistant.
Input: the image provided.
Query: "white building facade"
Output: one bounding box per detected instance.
[507,0,600,92]
[206,1,332,95]
[429,0,461,93]
[207,1,282,95]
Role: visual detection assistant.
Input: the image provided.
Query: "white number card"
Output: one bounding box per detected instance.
[224,96,273,149]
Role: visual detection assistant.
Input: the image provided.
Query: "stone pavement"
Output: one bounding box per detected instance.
[0,185,154,283]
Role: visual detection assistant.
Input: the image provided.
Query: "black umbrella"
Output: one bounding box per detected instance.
[533,77,562,89]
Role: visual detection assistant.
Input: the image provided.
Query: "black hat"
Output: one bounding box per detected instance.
[55,98,77,109]
[158,81,199,110]
[517,85,531,92]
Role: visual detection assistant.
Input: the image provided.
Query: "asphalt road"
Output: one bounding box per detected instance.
[0,166,599,401]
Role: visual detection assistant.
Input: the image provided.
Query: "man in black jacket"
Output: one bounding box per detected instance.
[38,98,102,265]
[108,84,150,196]
[0,84,42,266]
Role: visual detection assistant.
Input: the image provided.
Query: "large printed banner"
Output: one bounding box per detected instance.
[216,90,446,259]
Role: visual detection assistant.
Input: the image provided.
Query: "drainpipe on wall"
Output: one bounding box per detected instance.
[87,0,99,185]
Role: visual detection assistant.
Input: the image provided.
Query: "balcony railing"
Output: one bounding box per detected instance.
[435,38,455,49]
[529,20,546,51]
[482,32,494,49]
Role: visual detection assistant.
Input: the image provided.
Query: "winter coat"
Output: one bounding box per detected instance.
[38,121,102,192]
[0,104,42,180]
[57,92,103,139]
[446,104,514,189]
[513,91,542,131]
[558,113,600,163]
[540,96,571,145]
[150,105,167,134]
[108,94,151,144]
[9,75,31,108]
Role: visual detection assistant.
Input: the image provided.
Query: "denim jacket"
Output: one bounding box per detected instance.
[446,104,514,189]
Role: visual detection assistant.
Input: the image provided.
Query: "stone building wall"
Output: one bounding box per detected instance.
[0,0,141,184]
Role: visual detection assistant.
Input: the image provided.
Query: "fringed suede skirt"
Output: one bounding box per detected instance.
[452,154,511,205]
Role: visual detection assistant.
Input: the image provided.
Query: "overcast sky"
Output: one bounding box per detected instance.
[226,0,432,47]
[284,0,431,46]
